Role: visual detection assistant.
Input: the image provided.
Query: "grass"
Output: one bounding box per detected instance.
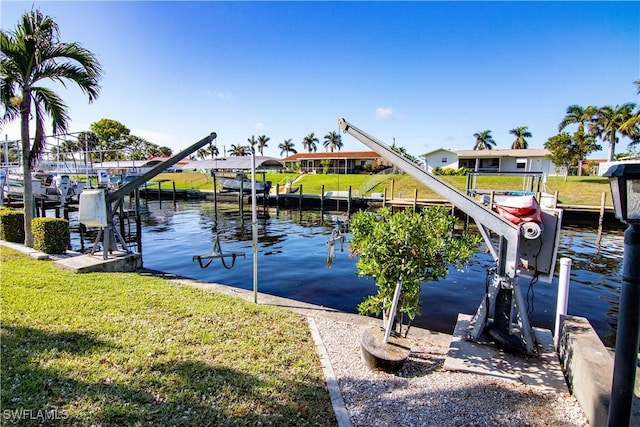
[0,247,335,426]
[149,172,613,206]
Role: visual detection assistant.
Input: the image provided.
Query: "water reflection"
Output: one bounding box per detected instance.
[135,201,624,347]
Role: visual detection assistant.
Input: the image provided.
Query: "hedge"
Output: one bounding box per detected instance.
[0,207,25,243]
[32,217,70,254]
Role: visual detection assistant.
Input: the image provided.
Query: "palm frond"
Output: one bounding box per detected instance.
[31,85,70,135]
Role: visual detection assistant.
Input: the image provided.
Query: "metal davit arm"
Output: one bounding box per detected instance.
[337,118,520,277]
[95,132,217,260]
[107,132,217,204]
[337,118,541,354]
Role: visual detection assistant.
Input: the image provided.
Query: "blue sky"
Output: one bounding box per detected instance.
[1,1,638,159]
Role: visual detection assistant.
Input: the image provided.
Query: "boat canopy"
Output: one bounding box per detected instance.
[186,156,284,171]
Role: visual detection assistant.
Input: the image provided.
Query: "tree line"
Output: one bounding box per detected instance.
[207,131,344,158]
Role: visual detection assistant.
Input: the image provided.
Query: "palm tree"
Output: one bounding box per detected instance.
[197,143,218,159]
[256,134,269,156]
[620,80,640,138]
[323,131,343,152]
[279,139,297,157]
[558,105,597,133]
[509,126,532,149]
[229,143,248,156]
[74,131,99,169]
[0,9,102,246]
[573,130,600,176]
[196,148,208,160]
[591,103,638,161]
[302,133,318,153]
[472,130,496,150]
[60,137,81,170]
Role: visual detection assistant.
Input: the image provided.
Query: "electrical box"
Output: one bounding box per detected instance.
[517,208,563,283]
[79,189,108,227]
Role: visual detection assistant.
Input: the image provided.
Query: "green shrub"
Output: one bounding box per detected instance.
[32,217,69,254]
[0,207,25,243]
[320,159,331,174]
[349,207,481,336]
[433,167,469,176]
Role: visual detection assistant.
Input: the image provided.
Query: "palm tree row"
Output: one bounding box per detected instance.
[558,95,639,161]
[225,131,343,157]
[472,127,533,150]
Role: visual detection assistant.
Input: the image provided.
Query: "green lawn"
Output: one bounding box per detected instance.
[150,172,613,206]
[0,247,335,426]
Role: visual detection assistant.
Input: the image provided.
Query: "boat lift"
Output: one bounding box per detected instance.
[338,118,562,355]
[79,132,218,259]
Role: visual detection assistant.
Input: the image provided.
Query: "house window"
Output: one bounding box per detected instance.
[441,157,448,163]
[516,158,526,169]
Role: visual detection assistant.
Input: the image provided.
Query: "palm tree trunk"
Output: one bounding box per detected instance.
[20,98,34,247]
[608,133,616,162]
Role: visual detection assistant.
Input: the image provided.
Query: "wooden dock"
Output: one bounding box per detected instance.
[2,187,621,229]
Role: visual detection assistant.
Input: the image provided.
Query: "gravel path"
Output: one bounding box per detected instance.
[314,317,589,427]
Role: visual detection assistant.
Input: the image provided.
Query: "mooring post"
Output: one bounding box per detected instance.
[390,179,395,201]
[172,181,177,206]
[135,188,142,254]
[239,178,244,217]
[212,174,218,226]
[321,185,325,213]
[79,223,85,253]
[157,181,162,209]
[596,192,606,245]
[348,186,352,212]
[299,184,303,212]
[383,187,387,207]
[413,188,418,212]
[555,257,572,348]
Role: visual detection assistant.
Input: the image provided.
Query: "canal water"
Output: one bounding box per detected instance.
[116,200,624,347]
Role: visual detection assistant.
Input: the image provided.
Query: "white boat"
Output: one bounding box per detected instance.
[218,173,271,193]
[1,170,83,203]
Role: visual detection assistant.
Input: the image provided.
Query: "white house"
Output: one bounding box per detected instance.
[420,148,565,176]
[421,149,459,172]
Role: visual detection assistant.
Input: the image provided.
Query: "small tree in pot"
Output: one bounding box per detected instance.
[349,206,481,370]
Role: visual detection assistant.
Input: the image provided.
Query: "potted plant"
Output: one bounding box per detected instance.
[349,206,481,371]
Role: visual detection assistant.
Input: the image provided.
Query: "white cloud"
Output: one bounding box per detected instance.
[205,90,232,100]
[375,107,397,119]
[255,122,265,131]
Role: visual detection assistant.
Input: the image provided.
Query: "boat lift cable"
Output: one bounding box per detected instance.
[326,219,347,268]
[192,233,245,270]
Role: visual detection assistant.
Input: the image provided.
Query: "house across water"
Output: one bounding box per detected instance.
[420,148,563,175]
